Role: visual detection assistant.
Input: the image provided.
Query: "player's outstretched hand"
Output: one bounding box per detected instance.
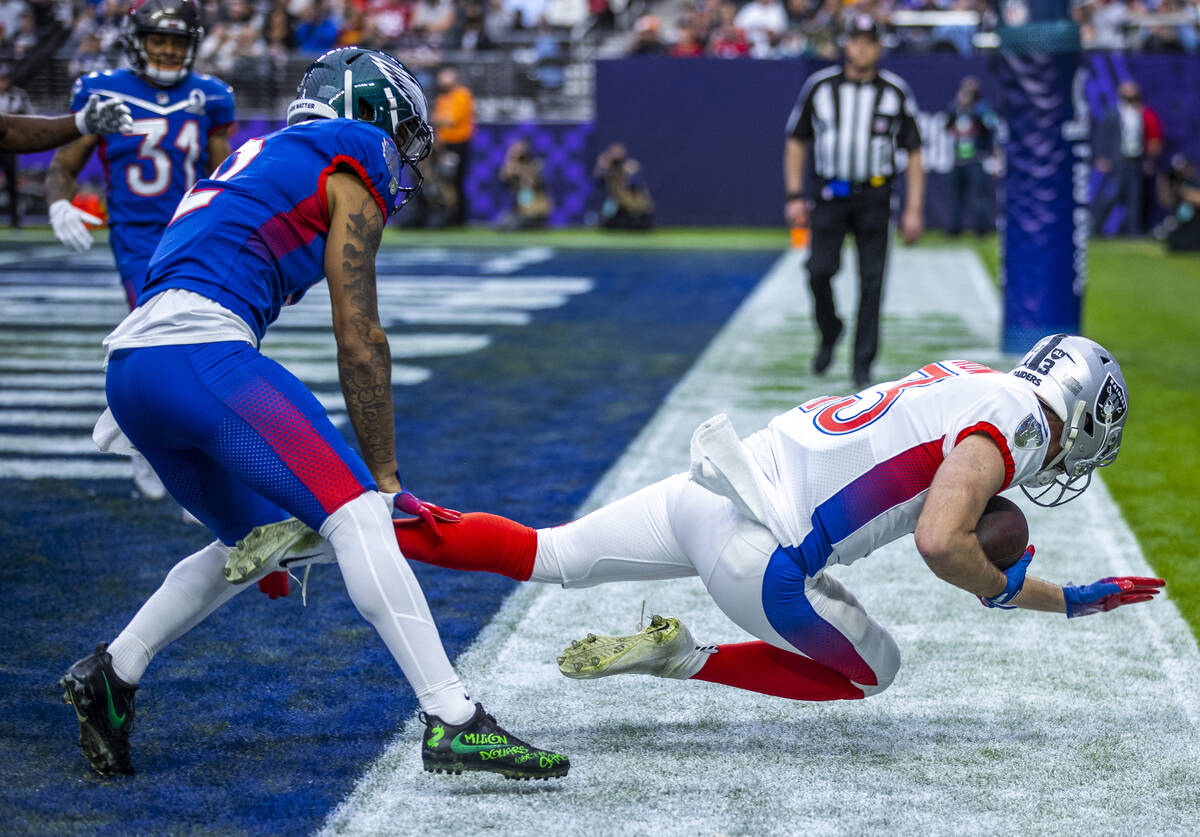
[1063,576,1165,618]
[49,199,101,252]
[979,545,1034,610]
[75,94,134,136]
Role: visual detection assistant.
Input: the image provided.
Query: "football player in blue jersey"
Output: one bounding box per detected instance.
[58,47,569,782]
[45,0,235,310]
[46,0,234,500]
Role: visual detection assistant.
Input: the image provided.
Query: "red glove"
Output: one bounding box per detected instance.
[257,571,290,600]
[1063,576,1164,618]
[392,490,463,540]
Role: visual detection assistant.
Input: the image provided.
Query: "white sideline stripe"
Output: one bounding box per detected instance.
[323,246,1200,837]
[0,458,131,479]
[0,410,104,428]
[0,434,101,454]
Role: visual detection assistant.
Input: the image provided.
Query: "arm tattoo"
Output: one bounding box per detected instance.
[334,194,394,473]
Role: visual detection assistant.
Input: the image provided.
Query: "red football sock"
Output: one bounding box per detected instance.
[393,512,537,581]
[691,641,865,701]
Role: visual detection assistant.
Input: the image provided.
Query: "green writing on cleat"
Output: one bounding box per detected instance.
[426,724,444,748]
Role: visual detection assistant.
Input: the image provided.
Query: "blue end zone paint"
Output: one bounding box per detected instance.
[0,247,774,835]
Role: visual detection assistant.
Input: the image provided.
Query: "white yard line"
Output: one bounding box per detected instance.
[323,246,1200,837]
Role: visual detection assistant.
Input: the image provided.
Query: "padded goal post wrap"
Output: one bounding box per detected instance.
[995,0,1088,354]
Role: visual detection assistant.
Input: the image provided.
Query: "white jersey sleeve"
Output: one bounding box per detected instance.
[941,372,1051,490]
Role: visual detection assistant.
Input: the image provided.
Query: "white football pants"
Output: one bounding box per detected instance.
[533,473,901,695]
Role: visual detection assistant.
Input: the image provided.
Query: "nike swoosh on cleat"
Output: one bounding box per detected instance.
[449,736,518,756]
[280,553,323,567]
[101,672,126,729]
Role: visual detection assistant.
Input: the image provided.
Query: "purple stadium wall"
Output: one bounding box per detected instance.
[18,53,1199,229]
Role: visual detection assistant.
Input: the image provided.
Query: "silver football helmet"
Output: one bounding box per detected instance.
[1009,334,1128,507]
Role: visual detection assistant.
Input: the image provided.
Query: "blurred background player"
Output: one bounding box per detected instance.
[943,76,998,237]
[246,335,1162,705]
[784,15,925,390]
[594,142,654,231]
[46,0,233,305]
[58,47,567,783]
[45,0,234,500]
[430,66,473,226]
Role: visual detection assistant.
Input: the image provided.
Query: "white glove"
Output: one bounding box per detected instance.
[74,94,134,136]
[49,199,102,252]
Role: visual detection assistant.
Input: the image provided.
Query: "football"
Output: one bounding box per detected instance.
[976,495,1030,571]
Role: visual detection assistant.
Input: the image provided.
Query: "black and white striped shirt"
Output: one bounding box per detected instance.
[786,66,921,185]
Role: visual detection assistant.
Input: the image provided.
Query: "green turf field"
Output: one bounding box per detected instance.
[1077,241,1200,635]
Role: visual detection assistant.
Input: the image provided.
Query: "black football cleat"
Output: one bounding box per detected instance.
[59,643,137,777]
[421,703,569,781]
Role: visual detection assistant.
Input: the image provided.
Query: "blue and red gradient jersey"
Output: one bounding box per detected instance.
[142,118,402,341]
[70,69,235,227]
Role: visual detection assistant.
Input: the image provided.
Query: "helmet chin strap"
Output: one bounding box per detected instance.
[144,65,188,85]
[1045,400,1086,476]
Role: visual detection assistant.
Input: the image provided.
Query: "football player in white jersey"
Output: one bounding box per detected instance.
[232,334,1163,703]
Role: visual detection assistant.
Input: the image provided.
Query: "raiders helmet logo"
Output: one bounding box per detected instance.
[1096,375,1128,425]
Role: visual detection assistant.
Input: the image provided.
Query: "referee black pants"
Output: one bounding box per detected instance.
[806,188,892,381]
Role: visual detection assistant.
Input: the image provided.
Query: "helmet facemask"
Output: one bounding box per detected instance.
[120,1,205,87]
[361,97,432,212]
[1012,335,1129,508]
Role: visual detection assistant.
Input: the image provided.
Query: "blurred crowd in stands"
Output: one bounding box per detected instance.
[0,0,1197,96]
[627,0,1200,59]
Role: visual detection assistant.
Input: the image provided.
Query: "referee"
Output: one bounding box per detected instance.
[784,16,925,389]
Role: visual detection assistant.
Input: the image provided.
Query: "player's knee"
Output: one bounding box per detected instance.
[322,492,398,624]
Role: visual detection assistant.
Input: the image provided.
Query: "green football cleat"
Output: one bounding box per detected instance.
[59,643,137,777]
[223,517,328,584]
[421,703,569,780]
[557,615,712,680]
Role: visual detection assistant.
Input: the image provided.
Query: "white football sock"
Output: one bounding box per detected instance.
[321,492,474,726]
[108,540,241,685]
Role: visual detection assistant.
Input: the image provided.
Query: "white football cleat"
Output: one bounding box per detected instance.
[130,454,165,501]
[223,517,332,584]
[557,615,714,681]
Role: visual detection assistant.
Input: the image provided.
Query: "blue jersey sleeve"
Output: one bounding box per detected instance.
[69,74,96,111]
[200,75,236,129]
[333,121,402,218]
